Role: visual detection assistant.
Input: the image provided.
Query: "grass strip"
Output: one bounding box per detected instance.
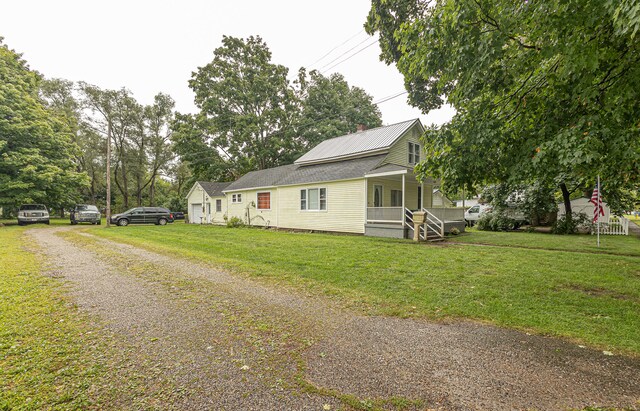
[0,227,107,409]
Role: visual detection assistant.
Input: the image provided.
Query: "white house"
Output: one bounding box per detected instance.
[186,119,465,239]
[557,197,612,220]
[186,181,230,224]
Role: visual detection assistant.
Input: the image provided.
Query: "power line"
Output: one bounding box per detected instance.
[373,91,408,105]
[318,36,376,71]
[320,39,379,74]
[306,29,366,69]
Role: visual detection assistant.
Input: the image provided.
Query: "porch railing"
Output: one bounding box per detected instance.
[366,207,403,223]
[422,207,465,222]
[422,208,445,239]
[404,208,445,240]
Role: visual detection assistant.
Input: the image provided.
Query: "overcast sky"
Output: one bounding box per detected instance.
[0,0,455,127]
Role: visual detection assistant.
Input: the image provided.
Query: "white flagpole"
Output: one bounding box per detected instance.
[597,175,600,248]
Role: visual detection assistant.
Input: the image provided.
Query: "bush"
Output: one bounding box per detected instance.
[476,212,518,231]
[449,227,460,235]
[226,216,244,228]
[552,212,592,234]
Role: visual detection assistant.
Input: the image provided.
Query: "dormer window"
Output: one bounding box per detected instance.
[408,142,421,165]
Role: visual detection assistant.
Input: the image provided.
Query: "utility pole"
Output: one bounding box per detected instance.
[106,119,112,228]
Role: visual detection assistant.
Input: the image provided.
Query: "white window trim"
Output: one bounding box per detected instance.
[300,187,328,212]
[408,141,421,165]
[232,193,243,204]
[256,191,272,210]
[215,199,222,213]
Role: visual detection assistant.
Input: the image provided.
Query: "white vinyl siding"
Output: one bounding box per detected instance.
[279,179,365,233]
[225,189,278,227]
[186,182,227,224]
[383,124,423,167]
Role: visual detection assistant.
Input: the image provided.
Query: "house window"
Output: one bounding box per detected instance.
[391,189,402,207]
[300,188,327,211]
[408,142,421,165]
[232,193,242,203]
[216,199,222,212]
[257,192,271,210]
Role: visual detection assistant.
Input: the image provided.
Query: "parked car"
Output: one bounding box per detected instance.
[464,204,493,226]
[70,204,101,225]
[110,207,174,226]
[172,211,185,220]
[17,204,50,226]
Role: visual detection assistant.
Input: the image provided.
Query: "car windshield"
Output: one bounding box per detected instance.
[20,204,46,211]
[468,206,479,213]
[77,205,98,212]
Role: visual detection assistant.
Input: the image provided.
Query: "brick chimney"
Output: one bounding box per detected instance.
[356,124,367,132]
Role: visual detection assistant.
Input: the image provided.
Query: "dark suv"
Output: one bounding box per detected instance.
[70,204,101,225]
[110,207,174,226]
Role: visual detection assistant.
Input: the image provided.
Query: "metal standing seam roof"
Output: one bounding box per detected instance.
[294,119,420,165]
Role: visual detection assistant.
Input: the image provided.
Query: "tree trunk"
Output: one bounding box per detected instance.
[560,182,572,220]
[59,208,65,218]
[150,176,156,206]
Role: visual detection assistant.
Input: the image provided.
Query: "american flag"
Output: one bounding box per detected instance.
[589,183,605,222]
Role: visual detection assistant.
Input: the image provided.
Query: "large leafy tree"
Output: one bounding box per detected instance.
[296,70,382,151]
[0,40,88,213]
[367,0,640,214]
[185,35,299,175]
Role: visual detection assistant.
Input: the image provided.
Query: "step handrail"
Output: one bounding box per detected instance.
[422,208,445,239]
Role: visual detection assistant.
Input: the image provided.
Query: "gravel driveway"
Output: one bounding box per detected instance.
[29,227,640,410]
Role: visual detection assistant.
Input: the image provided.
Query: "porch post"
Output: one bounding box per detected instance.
[421,181,424,210]
[402,174,406,212]
[364,178,368,223]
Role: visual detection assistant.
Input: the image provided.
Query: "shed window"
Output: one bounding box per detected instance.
[300,188,327,211]
[408,142,421,165]
[216,199,222,212]
[232,193,242,203]
[257,192,271,210]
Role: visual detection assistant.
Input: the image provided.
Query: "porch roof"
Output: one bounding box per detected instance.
[364,163,412,178]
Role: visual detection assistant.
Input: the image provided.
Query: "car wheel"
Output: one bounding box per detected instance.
[18,222,25,226]
[71,220,77,225]
[158,218,167,226]
[46,220,50,225]
[118,219,129,227]
[97,220,101,225]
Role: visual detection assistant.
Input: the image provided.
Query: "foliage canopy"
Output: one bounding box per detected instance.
[367,0,640,212]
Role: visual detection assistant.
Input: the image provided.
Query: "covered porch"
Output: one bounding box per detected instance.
[363,168,466,240]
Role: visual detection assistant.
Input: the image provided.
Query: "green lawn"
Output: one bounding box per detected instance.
[89,223,640,356]
[448,227,640,256]
[0,226,108,409]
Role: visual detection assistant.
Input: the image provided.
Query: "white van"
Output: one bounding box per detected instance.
[464,204,493,226]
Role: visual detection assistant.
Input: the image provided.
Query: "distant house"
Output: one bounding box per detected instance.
[432,189,454,207]
[186,119,465,239]
[558,197,612,220]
